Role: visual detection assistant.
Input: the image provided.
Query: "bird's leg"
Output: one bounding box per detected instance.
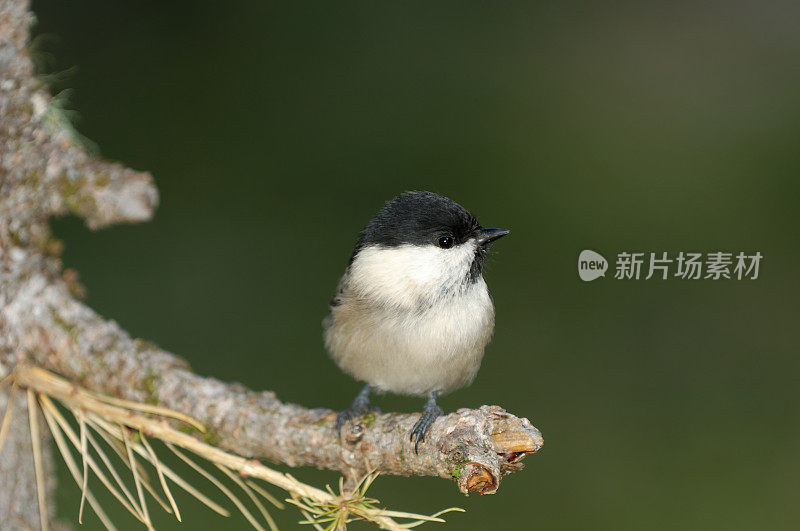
[410,390,443,453]
[336,384,380,435]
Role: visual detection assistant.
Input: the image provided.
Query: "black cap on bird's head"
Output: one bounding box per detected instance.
[350,191,509,275]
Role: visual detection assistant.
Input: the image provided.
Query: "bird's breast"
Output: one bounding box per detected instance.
[325,279,495,396]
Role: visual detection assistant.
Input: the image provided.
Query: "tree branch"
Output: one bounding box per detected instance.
[9,274,543,495]
[0,3,542,528]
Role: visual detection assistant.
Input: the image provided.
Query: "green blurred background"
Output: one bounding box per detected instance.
[30,1,800,529]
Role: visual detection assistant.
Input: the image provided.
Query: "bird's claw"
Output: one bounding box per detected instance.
[410,403,443,453]
[335,398,380,436]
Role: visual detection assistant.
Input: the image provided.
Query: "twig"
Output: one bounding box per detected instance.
[11,365,460,530]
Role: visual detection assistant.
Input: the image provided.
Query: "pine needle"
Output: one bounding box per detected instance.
[78,412,89,524]
[88,414,229,517]
[11,365,462,531]
[84,415,172,513]
[28,389,49,531]
[135,444,230,517]
[218,464,279,531]
[81,421,143,517]
[0,381,18,459]
[86,391,205,432]
[166,441,265,531]
[246,479,286,510]
[288,472,464,531]
[121,426,152,529]
[298,506,326,531]
[39,396,145,523]
[41,399,118,531]
[380,508,466,529]
[140,430,182,522]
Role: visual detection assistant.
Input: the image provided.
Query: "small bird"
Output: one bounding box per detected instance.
[324,191,509,451]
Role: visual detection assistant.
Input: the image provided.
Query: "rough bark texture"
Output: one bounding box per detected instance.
[0,0,543,526]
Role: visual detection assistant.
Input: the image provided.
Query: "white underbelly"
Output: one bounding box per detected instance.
[326,282,495,396]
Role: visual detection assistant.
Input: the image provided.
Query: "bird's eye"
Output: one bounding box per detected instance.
[438,236,453,249]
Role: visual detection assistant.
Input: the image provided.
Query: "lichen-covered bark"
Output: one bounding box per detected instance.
[0,1,543,526]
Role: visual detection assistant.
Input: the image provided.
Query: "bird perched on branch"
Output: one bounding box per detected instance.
[324,191,509,451]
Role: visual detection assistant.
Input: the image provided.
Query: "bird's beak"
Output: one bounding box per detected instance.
[475,227,510,245]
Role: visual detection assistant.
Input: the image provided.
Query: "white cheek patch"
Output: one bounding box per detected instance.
[349,242,477,309]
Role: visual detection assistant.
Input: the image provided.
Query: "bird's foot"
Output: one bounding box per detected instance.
[336,385,380,435]
[410,391,443,453]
